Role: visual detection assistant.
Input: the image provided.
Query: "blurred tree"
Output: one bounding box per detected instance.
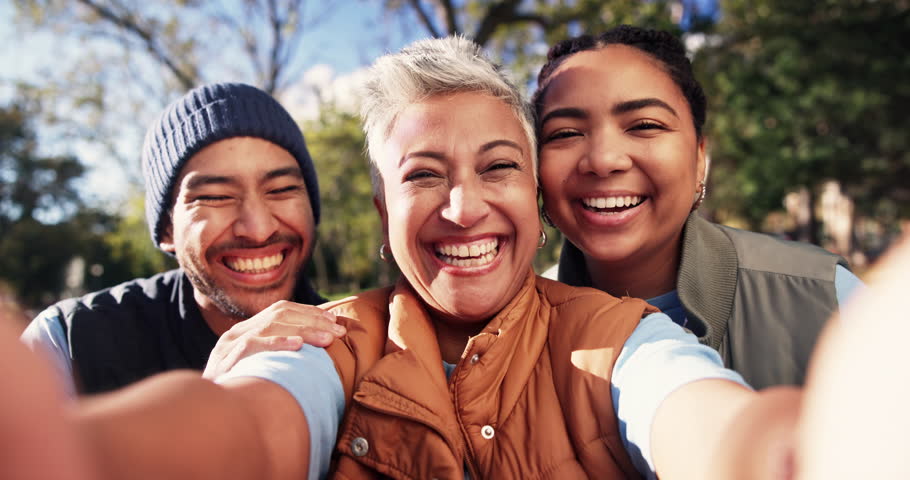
[384,0,717,81]
[10,0,342,207]
[0,103,84,233]
[302,103,395,295]
[16,0,339,95]
[100,191,177,283]
[696,0,910,240]
[0,102,170,309]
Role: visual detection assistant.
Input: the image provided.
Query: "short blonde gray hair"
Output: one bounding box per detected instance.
[360,36,537,198]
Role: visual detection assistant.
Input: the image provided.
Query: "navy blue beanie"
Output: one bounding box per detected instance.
[141,82,320,250]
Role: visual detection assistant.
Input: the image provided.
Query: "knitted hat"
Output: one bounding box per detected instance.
[141,82,320,250]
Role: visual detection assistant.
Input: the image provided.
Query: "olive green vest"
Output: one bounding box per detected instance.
[553,213,847,389]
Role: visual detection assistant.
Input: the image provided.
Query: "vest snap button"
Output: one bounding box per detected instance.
[351,436,369,456]
[481,424,495,439]
[470,353,481,364]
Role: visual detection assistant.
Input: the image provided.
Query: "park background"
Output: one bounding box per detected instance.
[1,0,908,330]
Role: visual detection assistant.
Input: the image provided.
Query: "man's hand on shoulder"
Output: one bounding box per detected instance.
[203,301,345,380]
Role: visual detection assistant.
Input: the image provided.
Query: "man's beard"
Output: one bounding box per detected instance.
[181,234,304,319]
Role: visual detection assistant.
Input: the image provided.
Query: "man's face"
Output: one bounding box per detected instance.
[159,137,316,321]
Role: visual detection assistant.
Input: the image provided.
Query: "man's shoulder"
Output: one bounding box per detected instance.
[47,270,184,321]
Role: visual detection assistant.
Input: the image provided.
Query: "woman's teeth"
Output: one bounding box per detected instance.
[435,238,499,267]
[225,253,284,273]
[582,195,643,211]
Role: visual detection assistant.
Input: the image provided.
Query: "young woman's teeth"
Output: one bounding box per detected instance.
[225,253,284,273]
[435,239,499,267]
[582,195,643,211]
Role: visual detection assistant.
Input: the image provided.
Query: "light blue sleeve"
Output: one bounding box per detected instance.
[20,309,77,399]
[835,264,864,307]
[216,345,345,480]
[611,312,750,479]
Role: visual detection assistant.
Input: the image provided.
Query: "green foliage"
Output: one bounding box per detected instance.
[695,0,910,227]
[101,191,177,279]
[489,0,682,82]
[0,103,85,230]
[302,105,397,294]
[0,102,173,309]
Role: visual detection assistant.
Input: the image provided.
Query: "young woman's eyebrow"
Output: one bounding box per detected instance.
[612,98,678,117]
[539,107,587,127]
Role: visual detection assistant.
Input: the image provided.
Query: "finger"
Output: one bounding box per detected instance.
[268,301,337,322]
[258,316,346,338]
[294,329,337,348]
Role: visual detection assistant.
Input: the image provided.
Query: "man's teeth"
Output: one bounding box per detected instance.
[435,239,499,267]
[226,253,284,273]
[582,195,643,209]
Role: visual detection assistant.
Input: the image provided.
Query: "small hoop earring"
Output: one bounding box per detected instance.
[537,230,548,249]
[692,180,707,211]
[540,208,555,227]
[379,243,392,262]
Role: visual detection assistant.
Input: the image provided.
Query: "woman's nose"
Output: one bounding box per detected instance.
[233,197,279,242]
[578,134,634,177]
[441,182,490,228]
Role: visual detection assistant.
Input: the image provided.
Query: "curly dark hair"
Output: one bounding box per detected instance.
[534,25,706,138]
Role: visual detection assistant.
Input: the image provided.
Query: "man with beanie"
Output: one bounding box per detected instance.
[21,83,344,396]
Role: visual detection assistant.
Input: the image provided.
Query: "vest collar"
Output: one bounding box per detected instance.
[352,269,544,454]
[676,212,739,349]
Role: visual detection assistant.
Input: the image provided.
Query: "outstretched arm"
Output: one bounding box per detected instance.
[75,371,310,480]
[652,379,799,479]
[613,312,800,480]
[797,234,910,479]
[0,321,96,480]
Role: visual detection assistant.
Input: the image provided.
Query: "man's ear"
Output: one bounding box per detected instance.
[373,195,390,245]
[158,222,176,253]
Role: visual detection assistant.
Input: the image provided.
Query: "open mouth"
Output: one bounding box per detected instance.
[434,238,499,268]
[581,195,646,214]
[223,251,285,274]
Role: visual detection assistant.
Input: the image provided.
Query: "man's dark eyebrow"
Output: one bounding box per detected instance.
[264,166,303,181]
[184,167,303,191]
[480,139,523,154]
[539,107,587,127]
[612,98,678,117]
[185,174,234,191]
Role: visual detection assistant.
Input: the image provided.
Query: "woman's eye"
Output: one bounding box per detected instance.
[485,161,519,173]
[543,129,581,142]
[404,170,441,182]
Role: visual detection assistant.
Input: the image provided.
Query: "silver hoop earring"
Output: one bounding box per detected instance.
[379,243,391,262]
[692,180,707,211]
[537,230,548,249]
